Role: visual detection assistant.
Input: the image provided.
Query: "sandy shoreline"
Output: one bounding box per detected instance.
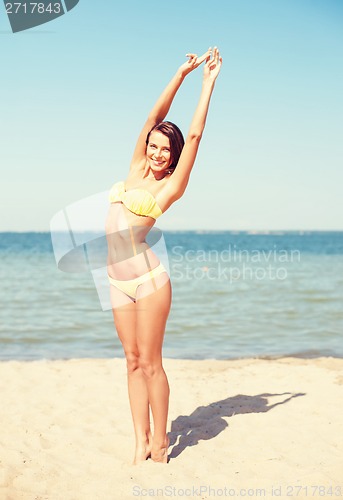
[1,356,342,500]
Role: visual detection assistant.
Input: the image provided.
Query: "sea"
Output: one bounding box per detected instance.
[0,231,342,361]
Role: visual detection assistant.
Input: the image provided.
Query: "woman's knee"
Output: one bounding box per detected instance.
[139,357,162,379]
[125,352,140,374]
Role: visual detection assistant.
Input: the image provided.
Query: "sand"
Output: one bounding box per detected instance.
[0,356,342,500]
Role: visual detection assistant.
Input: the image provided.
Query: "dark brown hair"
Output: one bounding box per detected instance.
[146,121,184,172]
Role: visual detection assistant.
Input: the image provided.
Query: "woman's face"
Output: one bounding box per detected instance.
[146,131,172,172]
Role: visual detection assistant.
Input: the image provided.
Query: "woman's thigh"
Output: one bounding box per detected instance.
[111,272,171,358]
[111,293,137,355]
[135,274,172,362]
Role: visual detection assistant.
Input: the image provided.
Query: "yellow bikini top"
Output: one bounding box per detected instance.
[109,181,163,219]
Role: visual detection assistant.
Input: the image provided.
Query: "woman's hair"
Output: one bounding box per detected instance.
[146,121,184,172]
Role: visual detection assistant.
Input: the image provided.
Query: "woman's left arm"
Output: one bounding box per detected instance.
[163,48,222,202]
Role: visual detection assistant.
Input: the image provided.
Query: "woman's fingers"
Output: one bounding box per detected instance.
[197,48,212,65]
[185,48,212,67]
[207,47,221,66]
[203,46,222,79]
[185,54,198,68]
[204,46,217,64]
[184,47,221,74]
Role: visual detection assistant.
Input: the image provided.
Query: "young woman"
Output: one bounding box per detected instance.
[105,47,222,464]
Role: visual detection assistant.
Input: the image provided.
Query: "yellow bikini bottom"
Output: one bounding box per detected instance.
[108,262,167,300]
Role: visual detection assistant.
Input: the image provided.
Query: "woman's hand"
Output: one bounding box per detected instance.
[203,47,222,83]
[179,48,212,77]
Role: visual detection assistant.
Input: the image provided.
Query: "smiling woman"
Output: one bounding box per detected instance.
[105,47,222,465]
[147,131,172,172]
[145,121,185,176]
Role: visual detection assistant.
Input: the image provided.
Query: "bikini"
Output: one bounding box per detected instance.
[108,181,167,300]
[109,181,163,220]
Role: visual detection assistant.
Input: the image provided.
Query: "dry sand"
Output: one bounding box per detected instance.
[0,356,342,500]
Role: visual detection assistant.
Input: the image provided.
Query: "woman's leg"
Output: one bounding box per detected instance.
[111,286,152,463]
[136,273,172,462]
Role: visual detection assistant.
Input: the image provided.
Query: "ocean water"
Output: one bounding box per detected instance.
[0,231,342,361]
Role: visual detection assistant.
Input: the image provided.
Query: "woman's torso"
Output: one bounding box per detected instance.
[105,173,170,279]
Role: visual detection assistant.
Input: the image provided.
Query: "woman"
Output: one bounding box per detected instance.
[105,47,222,464]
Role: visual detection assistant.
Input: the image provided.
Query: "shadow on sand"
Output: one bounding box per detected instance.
[168,392,305,459]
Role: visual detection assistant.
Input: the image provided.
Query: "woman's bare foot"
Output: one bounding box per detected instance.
[151,435,170,463]
[133,432,153,465]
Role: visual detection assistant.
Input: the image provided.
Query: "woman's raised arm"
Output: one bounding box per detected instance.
[163,47,222,201]
[129,50,211,171]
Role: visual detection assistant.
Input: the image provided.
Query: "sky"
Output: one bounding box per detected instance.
[1,0,342,231]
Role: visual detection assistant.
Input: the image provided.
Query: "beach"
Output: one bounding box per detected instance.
[1,356,342,500]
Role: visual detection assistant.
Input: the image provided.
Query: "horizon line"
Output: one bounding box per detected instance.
[1,229,343,234]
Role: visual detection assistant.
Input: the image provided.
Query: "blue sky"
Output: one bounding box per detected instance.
[1,0,342,231]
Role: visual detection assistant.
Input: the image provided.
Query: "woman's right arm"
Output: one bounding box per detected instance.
[129,50,211,171]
